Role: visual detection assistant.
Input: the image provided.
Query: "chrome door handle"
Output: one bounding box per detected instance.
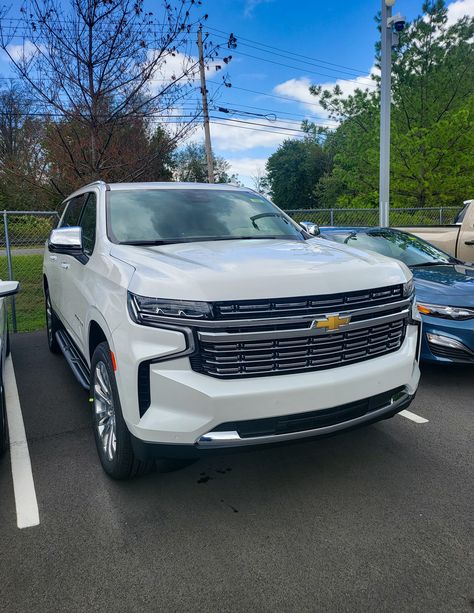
[49,255,57,261]
[61,262,69,270]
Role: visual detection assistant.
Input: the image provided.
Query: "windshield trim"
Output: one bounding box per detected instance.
[105,187,307,245]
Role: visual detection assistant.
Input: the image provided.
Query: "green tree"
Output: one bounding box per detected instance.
[265,138,330,209]
[172,143,238,184]
[308,1,474,209]
[0,85,51,209]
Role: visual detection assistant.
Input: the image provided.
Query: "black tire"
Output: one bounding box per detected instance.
[45,289,61,354]
[90,341,152,479]
[0,381,8,458]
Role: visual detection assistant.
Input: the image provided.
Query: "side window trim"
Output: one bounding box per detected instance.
[59,195,86,228]
[78,192,97,258]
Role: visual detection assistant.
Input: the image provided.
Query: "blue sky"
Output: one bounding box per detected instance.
[195,0,473,185]
[0,0,472,186]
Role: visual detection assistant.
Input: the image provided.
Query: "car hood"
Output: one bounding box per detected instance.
[413,264,474,306]
[110,238,409,301]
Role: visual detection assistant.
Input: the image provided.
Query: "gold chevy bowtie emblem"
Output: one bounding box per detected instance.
[312,314,351,331]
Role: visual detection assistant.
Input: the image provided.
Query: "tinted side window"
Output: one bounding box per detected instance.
[60,195,85,228]
[454,203,469,225]
[79,194,97,256]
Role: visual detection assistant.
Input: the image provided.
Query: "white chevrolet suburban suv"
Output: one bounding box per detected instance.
[44,181,421,479]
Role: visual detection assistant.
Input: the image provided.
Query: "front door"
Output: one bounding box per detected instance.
[59,192,98,355]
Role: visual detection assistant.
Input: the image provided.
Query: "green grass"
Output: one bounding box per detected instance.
[0,254,45,332]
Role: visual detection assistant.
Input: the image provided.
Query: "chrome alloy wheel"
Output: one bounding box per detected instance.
[93,361,117,461]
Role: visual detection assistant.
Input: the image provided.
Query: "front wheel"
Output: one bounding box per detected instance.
[90,342,152,479]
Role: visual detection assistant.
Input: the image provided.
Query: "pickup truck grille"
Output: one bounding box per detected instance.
[189,284,410,379]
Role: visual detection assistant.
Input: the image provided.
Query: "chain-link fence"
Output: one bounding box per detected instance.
[285,206,460,226]
[0,205,462,333]
[0,211,59,333]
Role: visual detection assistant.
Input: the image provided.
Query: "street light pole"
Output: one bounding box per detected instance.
[379,0,393,227]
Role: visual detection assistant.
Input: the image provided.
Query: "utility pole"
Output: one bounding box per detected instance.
[379,0,393,227]
[197,25,215,183]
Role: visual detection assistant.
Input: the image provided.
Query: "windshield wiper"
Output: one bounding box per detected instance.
[250,212,289,230]
[118,239,181,246]
[343,232,357,244]
[119,235,299,246]
[410,261,446,267]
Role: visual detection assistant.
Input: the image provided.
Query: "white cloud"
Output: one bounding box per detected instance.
[227,157,268,178]
[244,0,274,18]
[210,118,302,151]
[5,40,40,61]
[273,66,378,118]
[150,50,222,89]
[186,117,302,151]
[446,0,474,25]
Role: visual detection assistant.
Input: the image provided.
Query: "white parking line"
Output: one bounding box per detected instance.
[399,409,429,424]
[4,356,40,529]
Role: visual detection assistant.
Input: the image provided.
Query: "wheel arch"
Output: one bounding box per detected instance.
[88,320,109,362]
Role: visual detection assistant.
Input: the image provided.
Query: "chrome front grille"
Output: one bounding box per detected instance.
[187,284,411,379]
[191,319,406,378]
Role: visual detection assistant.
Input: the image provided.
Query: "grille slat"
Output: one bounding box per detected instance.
[214,284,403,320]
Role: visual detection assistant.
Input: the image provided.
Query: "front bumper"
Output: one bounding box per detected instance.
[420,315,474,363]
[112,322,420,448]
[131,387,415,459]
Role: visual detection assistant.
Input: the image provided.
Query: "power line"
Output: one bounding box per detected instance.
[209,111,333,130]
[207,31,373,82]
[207,81,331,111]
[205,25,371,75]
[209,115,308,133]
[209,119,305,139]
[206,99,338,123]
[228,48,376,88]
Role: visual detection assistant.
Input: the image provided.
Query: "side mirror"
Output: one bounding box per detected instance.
[49,227,83,255]
[0,280,19,298]
[300,221,320,237]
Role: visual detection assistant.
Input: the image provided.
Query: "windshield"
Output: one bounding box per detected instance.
[326,229,456,267]
[107,189,305,244]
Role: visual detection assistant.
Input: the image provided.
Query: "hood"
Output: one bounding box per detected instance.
[413,264,474,307]
[111,238,409,301]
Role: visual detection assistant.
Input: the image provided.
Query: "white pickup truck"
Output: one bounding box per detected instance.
[404,200,474,261]
[43,182,421,479]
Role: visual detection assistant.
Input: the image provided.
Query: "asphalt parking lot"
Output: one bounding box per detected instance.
[0,331,473,613]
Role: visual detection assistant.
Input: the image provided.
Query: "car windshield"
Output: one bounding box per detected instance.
[326,229,456,267]
[107,188,305,244]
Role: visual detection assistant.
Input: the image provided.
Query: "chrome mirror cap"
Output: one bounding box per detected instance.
[300,221,320,236]
[49,227,83,251]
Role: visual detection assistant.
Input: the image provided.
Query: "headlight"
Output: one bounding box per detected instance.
[403,278,414,298]
[417,303,474,320]
[128,292,212,324]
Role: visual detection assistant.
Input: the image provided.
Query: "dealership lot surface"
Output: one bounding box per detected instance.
[0,332,472,613]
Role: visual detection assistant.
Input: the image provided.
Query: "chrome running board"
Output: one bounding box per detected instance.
[56,329,90,390]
